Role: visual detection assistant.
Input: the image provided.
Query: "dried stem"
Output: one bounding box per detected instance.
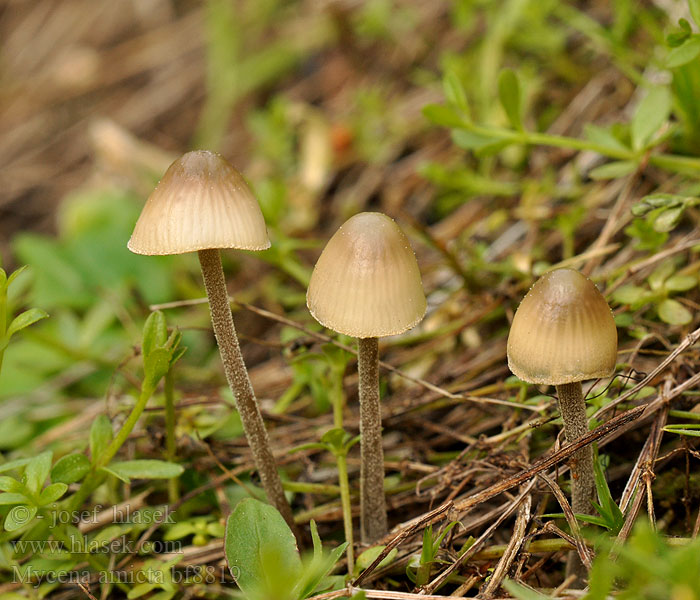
[556,381,594,584]
[358,336,388,543]
[198,249,296,534]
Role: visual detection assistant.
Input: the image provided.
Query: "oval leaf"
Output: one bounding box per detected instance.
[658,298,692,325]
[225,498,301,598]
[51,453,91,485]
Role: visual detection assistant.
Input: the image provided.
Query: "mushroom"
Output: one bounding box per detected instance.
[307,212,426,542]
[507,268,617,572]
[128,150,295,531]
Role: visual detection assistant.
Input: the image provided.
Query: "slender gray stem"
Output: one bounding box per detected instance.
[198,249,296,535]
[358,336,388,543]
[556,381,594,584]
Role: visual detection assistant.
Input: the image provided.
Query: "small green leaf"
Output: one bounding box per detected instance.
[23,451,52,495]
[5,266,28,289]
[4,505,37,531]
[613,285,649,305]
[0,493,30,505]
[142,311,168,358]
[452,129,510,153]
[584,124,630,154]
[667,36,700,68]
[354,545,398,575]
[38,482,68,505]
[51,453,91,485]
[443,70,469,115]
[589,160,637,180]
[631,87,671,151]
[503,579,550,599]
[498,69,523,130]
[654,206,685,232]
[105,460,184,483]
[225,499,302,599]
[648,260,675,291]
[665,274,697,292]
[422,104,464,128]
[5,308,48,340]
[0,476,22,493]
[690,0,700,28]
[658,298,692,325]
[90,415,113,463]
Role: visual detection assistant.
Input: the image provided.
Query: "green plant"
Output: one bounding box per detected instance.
[406,522,460,587]
[224,498,347,600]
[0,266,48,376]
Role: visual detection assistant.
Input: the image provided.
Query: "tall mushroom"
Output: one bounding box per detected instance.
[307,212,426,543]
[128,150,295,531]
[507,268,617,578]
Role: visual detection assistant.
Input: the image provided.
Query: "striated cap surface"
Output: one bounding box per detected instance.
[307,212,426,338]
[128,150,270,255]
[507,268,617,385]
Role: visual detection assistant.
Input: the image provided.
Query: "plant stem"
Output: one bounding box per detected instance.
[197,249,296,535]
[164,370,179,503]
[330,366,354,573]
[555,381,594,584]
[100,384,155,469]
[357,336,388,543]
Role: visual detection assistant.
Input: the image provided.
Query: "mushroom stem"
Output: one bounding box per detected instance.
[358,336,388,543]
[555,381,595,582]
[198,249,296,534]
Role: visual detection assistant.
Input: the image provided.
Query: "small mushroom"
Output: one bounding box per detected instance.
[129,150,295,531]
[307,212,426,542]
[507,268,617,578]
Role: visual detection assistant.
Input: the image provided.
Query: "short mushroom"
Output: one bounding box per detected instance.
[507,268,617,575]
[307,212,426,543]
[129,150,295,531]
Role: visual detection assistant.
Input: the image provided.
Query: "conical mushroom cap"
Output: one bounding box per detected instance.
[128,150,270,255]
[307,212,426,338]
[507,268,617,385]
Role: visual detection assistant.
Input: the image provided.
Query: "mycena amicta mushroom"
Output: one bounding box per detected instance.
[507,268,617,580]
[307,212,426,543]
[128,150,295,532]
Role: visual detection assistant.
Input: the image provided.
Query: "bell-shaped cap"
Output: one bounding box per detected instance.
[307,212,426,338]
[128,150,270,255]
[507,268,617,385]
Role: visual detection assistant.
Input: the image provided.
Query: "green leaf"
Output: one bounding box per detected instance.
[690,0,700,28]
[225,498,302,600]
[589,160,637,180]
[452,129,511,153]
[104,460,184,483]
[354,545,398,575]
[0,476,22,493]
[0,493,30,505]
[664,274,697,292]
[90,415,113,463]
[4,505,37,531]
[443,70,469,115]
[584,124,630,154]
[503,579,549,599]
[142,311,168,358]
[38,483,68,505]
[648,260,675,291]
[593,452,624,534]
[658,298,692,325]
[498,69,523,130]
[667,36,700,68]
[23,451,52,495]
[654,206,685,232]
[422,104,464,128]
[5,265,28,289]
[4,308,48,341]
[631,87,671,151]
[664,424,700,437]
[613,285,649,305]
[51,453,90,485]
[0,457,33,474]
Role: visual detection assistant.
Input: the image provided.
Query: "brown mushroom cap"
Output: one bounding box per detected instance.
[128,150,270,255]
[307,212,426,338]
[507,268,617,385]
